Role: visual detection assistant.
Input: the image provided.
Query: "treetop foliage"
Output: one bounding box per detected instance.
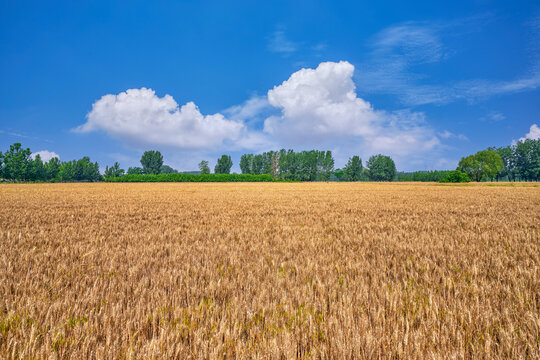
[343,155,364,181]
[140,150,163,175]
[2,138,539,183]
[366,154,396,182]
[215,155,233,174]
[198,160,210,175]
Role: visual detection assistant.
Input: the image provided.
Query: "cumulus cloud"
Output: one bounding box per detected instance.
[264,61,440,160]
[224,96,271,124]
[520,124,540,141]
[264,61,377,141]
[75,61,446,169]
[265,61,379,142]
[75,88,245,149]
[31,150,59,162]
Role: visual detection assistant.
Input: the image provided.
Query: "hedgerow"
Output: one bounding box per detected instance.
[103,173,275,182]
[439,170,471,183]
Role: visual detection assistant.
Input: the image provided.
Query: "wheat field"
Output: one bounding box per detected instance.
[0,182,539,359]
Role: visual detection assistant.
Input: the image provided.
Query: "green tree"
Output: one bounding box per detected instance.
[458,150,503,181]
[74,157,92,181]
[58,161,75,181]
[198,160,210,174]
[297,150,318,181]
[64,157,101,181]
[332,168,345,181]
[514,139,540,181]
[28,154,47,181]
[490,146,516,181]
[439,170,470,183]
[3,143,32,180]
[275,149,335,181]
[0,151,3,178]
[457,155,480,181]
[476,150,503,181]
[252,154,264,175]
[46,157,60,180]
[127,166,144,175]
[160,165,178,174]
[366,154,396,181]
[88,161,101,181]
[278,149,299,180]
[239,154,252,174]
[343,155,363,181]
[214,155,233,174]
[140,150,163,175]
[318,151,334,181]
[104,162,125,178]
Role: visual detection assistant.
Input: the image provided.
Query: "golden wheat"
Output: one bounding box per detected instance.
[0,182,539,359]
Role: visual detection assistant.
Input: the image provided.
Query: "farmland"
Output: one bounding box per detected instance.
[0,183,539,359]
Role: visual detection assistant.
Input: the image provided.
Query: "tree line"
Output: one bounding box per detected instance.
[237,150,397,181]
[0,143,100,182]
[454,138,540,182]
[1,138,538,182]
[0,142,398,182]
[395,170,453,182]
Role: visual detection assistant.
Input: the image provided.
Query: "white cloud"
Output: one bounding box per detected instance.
[456,75,540,100]
[75,88,245,149]
[267,29,298,55]
[265,61,379,142]
[75,62,444,170]
[264,61,440,162]
[438,130,454,139]
[520,124,540,141]
[362,110,441,160]
[224,96,271,124]
[480,111,505,122]
[370,23,444,63]
[438,130,468,140]
[357,22,454,105]
[31,150,59,162]
[357,16,540,105]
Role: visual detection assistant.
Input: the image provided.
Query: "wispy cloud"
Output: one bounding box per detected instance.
[267,28,298,56]
[267,27,329,59]
[356,21,454,105]
[0,129,52,143]
[438,130,468,140]
[356,14,540,106]
[223,95,272,125]
[369,22,444,64]
[455,73,540,100]
[479,111,505,122]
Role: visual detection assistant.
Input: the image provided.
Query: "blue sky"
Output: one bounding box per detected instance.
[1,0,539,172]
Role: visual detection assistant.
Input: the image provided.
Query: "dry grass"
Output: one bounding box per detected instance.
[0,182,539,359]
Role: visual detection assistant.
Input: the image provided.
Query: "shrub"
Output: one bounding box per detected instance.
[439,170,471,183]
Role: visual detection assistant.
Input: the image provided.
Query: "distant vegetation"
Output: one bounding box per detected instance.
[1,138,539,182]
[104,173,274,182]
[396,170,454,182]
[439,170,471,183]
